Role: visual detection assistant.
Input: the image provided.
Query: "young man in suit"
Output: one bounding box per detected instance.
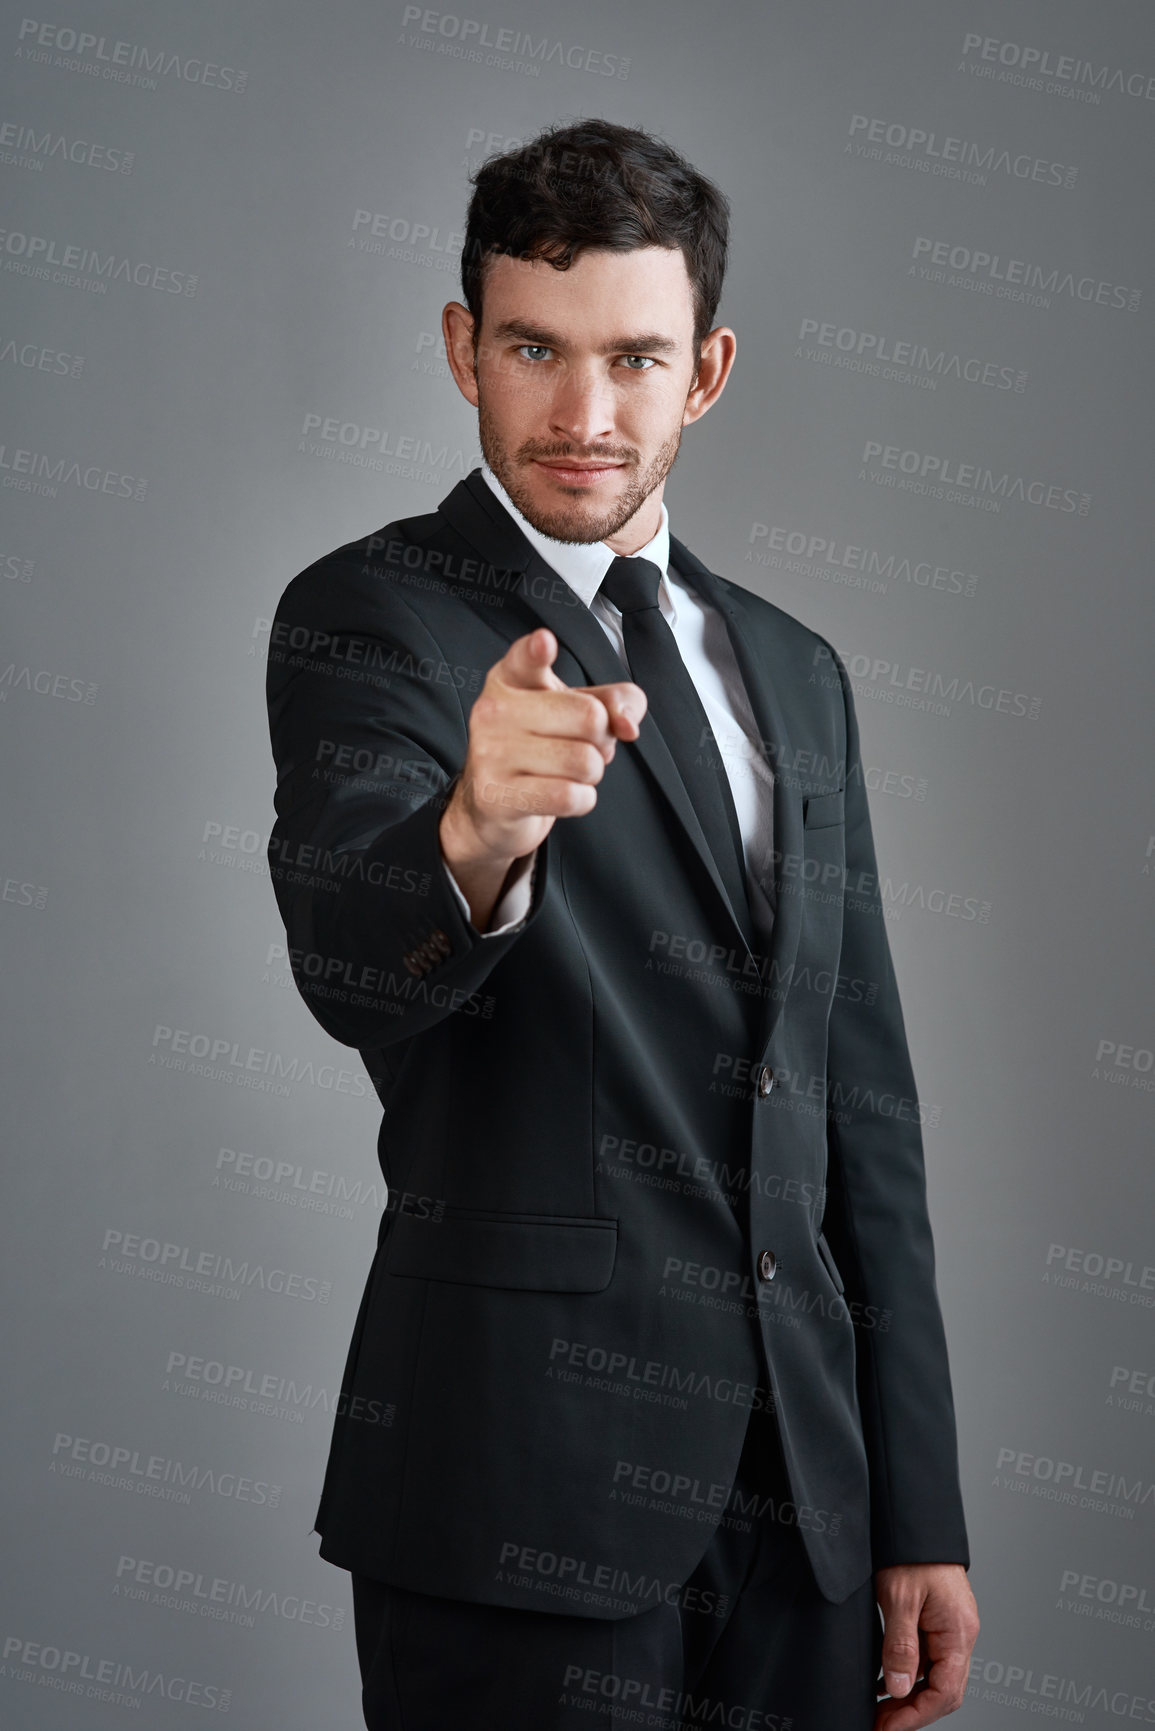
[265,118,978,1729]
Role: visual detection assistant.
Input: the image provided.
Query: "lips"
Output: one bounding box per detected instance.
[534,460,623,482]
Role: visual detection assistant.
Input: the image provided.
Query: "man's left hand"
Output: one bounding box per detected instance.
[873,1563,979,1728]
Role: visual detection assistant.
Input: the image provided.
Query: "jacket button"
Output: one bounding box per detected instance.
[757,1249,778,1282]
[755,1064,775,1097]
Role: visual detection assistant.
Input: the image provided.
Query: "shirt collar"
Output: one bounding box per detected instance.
[478,459,674,615]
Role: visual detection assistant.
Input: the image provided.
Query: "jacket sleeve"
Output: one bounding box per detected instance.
[264,554,550,1050]
[818,640,970,1571]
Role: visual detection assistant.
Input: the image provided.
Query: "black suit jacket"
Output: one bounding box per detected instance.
[264,467,969,1614]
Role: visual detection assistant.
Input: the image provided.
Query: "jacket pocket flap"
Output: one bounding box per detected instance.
[386,1209,619,1293]
[803,789,845,829]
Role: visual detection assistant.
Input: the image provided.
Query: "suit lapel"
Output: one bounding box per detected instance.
[438,471,796,977]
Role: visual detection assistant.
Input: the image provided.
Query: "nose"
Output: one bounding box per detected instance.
[546,367,615,449]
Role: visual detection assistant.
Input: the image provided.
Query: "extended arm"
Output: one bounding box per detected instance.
[265,554,643,1049]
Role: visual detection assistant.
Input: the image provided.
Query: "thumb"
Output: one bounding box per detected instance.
[502,627,564,690]
[881,1606,921,1699]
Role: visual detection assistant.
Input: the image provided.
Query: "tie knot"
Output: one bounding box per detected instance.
[598,554,663,615]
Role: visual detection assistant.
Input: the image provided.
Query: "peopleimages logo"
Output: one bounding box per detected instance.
[1057,1566,1155,1628]
[297,412,470,479]
[846,114,1077,189]
[100,1228,333,1304]
[0,663,96,703]
[860,438,1091,517]
[148,1022,376,1097]
[749,522,979,599]
[163,1350,393,1425]
[967,1652,1155,1723]
[0,226,197,294]
[113,1553,346,1630]
[49,1429,281,1509]
[827,645,1041,723]
[1,1635,230,1713]
[0,336,85,376]
[15,19,248,92]
[993,1445,1154,1519]
[797,317,1026,393]
[0,440,146,501]
[959,33,1155,104]
[397,6,630,79]
[910,236,1140,313]
[0,117,135,174]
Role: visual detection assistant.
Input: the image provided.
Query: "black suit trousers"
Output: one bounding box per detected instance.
[351,1399,883,1730]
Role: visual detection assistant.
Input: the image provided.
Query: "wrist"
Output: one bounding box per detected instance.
[440,787,507,876]
[439,790,520,932]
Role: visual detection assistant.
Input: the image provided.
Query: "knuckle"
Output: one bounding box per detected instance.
[576,692,604,732]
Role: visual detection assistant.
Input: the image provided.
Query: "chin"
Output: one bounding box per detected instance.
[534,512,610,546]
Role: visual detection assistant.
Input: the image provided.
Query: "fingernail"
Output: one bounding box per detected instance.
[891,1674,911,1696]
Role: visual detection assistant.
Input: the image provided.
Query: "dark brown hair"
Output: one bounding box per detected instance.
[461,119,731,375]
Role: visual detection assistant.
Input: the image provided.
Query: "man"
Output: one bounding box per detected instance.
[265,119,978,1729]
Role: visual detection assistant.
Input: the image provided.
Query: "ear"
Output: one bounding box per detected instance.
[683,326,736,426]
[442,302,481,408]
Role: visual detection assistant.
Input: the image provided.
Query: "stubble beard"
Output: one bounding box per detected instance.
[477,389,684,546]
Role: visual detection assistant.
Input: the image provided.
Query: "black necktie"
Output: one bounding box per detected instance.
[598,555,752,938]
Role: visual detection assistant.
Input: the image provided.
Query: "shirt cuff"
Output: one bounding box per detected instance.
[441,848,537,936]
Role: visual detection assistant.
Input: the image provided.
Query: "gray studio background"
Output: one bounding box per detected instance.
[3,0,1153,1723]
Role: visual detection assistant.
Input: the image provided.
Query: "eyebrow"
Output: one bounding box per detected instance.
[488,319,680,356]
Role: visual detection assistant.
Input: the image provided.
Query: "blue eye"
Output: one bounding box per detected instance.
[513,347,656,370]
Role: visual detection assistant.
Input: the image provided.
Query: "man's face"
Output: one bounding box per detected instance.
[448,246,718,547]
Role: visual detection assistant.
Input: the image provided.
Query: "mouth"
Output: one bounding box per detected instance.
[533,460,624,487]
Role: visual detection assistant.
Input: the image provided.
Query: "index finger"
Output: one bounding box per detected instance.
[579,680,648,739]
[499,626,566,690]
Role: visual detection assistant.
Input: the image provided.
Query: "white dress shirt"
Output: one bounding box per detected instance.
[440,460,776,936]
